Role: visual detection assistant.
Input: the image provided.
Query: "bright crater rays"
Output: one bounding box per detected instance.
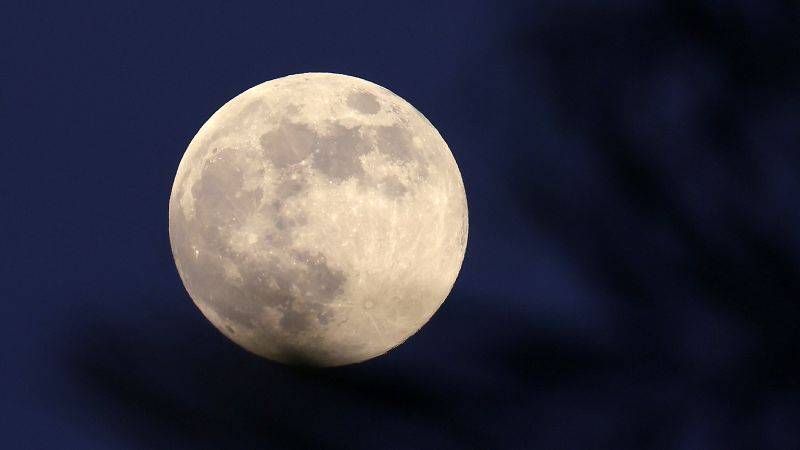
[169,73,468,366]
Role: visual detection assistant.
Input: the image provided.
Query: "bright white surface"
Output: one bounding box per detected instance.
[169,73,467,366]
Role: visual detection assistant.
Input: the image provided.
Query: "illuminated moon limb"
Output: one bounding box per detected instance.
[169,73,468,366]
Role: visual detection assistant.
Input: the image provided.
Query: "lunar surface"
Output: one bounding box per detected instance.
[169,73,467,366]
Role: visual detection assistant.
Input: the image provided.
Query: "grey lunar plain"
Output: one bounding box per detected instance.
[169,73,468,366]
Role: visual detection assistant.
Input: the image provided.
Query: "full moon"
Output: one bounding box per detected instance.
[169,73,468,366]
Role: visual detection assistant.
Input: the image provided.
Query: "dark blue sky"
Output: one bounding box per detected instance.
[3,1,800,449]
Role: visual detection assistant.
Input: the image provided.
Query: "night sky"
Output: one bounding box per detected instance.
[4,1,800,448]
